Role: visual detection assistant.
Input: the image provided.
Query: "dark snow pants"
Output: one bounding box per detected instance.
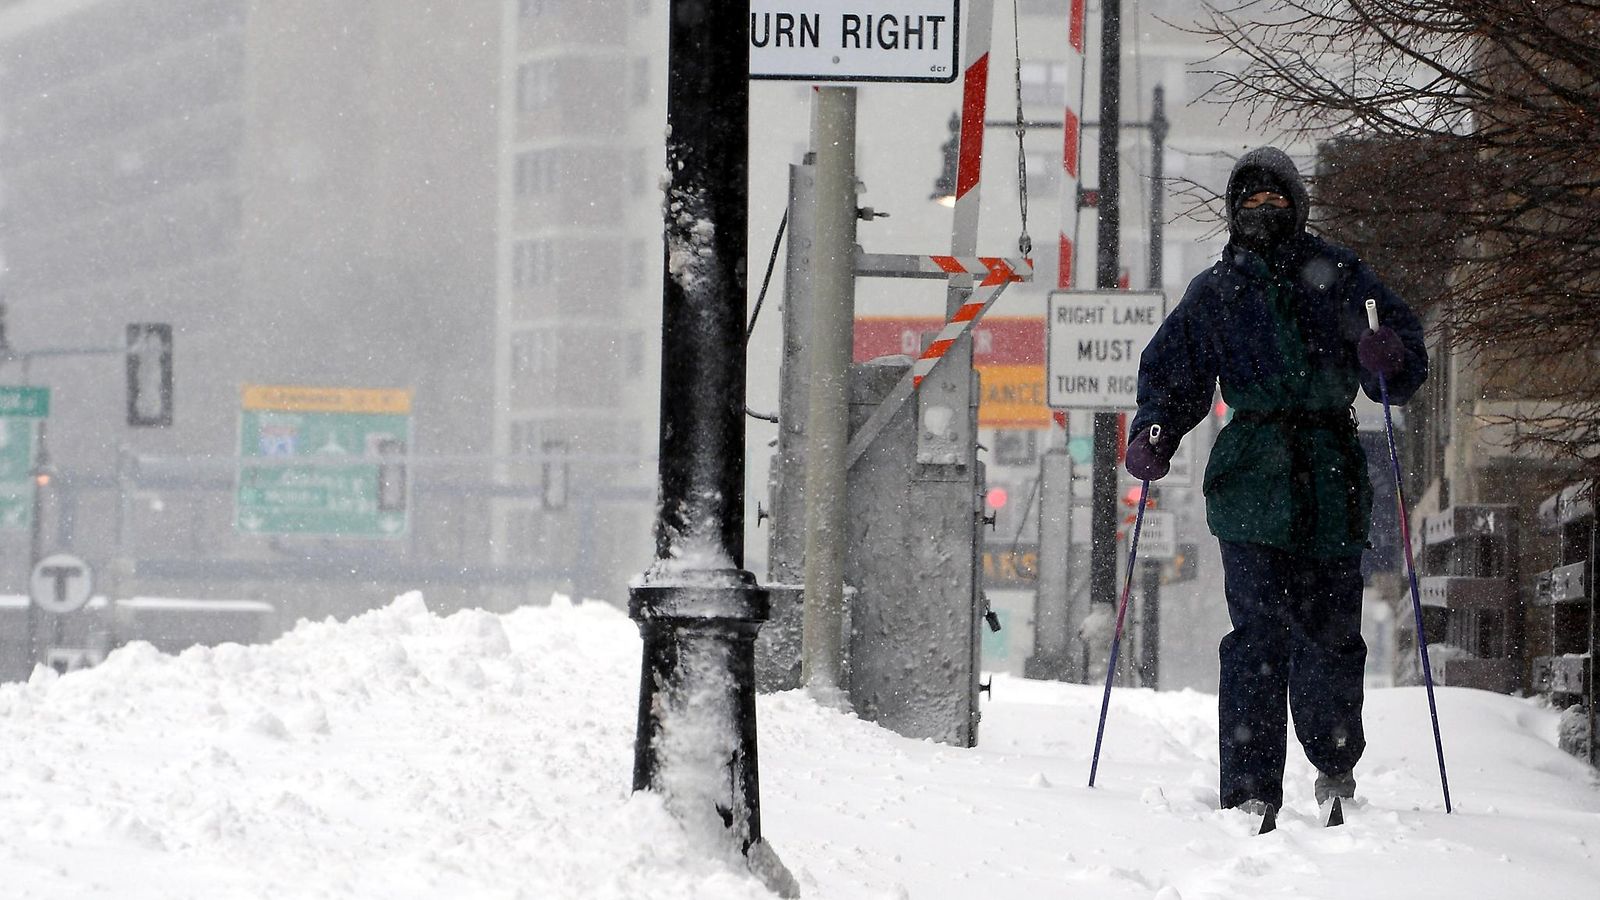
[1217,541,1366,809]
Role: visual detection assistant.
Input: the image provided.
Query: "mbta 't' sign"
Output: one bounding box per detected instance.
[30,552,93,615]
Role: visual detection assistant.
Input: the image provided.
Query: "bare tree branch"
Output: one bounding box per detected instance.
[1189,0,1600,480]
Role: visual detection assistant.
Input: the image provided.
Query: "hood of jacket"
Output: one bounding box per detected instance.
[1225,147,1310,235]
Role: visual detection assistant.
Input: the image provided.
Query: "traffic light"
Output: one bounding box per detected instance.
[126,323,173,427]
[985,486,1009,510]
[541,439,569,511]
[1161,542,1199,584]
[1122,484,1154,511]
[374,437,406,513]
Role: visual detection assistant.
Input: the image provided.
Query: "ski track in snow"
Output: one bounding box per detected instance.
[0,593,1595,899]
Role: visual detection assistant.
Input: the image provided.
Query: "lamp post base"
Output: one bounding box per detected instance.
[630,577,795,895]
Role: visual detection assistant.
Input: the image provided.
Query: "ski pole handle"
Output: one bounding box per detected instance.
[1365,298,1380,331]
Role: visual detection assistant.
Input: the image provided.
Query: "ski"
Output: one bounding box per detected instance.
[1257,803,1278,835]
[1321,796,1345,828]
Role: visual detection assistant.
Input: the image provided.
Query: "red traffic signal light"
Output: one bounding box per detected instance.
[985,486,1009,510]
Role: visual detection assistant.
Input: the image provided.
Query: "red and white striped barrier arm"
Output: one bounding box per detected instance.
[905,255,1032,284]
[1058,0,1087,289]
[912,257,1030,387]
[925,0,997,387]
[950,0,994,260]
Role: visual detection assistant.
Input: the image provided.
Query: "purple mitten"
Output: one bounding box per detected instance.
[1124,428,1174,481]
[1358,326,1405,378]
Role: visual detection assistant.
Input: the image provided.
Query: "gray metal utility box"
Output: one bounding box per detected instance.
[843,359,984,746]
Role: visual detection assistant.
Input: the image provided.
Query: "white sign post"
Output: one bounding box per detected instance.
[1046,291,1167,411]
[30,552,93,615]
[749,0,960,83]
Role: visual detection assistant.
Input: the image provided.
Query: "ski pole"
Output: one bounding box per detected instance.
[1366,298,1453,813]
[1089,424,1159,788]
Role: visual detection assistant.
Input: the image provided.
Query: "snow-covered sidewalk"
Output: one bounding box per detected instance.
[0,594,1595,898]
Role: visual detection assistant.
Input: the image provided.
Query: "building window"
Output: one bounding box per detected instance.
[515,150,558,197]
[513,241,532,288]
[517,62,554,113]
[511,340,533,380]
[511,329,559,379]
[1024,151,1056,200]
[515,152,534,196]
[513,240,554,288]
[1020,62,1070,107]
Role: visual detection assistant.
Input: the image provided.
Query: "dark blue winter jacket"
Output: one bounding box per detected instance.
[1129,232,1428,556]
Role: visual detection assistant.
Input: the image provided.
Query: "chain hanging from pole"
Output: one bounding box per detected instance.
[1011,0,1032,260]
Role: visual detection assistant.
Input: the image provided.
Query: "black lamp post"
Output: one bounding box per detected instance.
[629,1,794,894]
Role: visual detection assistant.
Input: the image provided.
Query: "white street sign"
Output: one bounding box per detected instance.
[1133,511,1176,560]
[1047,291,1167,411]
[749,0,960,83]
[30,552,93,615]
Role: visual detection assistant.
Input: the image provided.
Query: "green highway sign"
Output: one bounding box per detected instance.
[0,418,37,531]
[0,385,49,418]
[234,385,412,538]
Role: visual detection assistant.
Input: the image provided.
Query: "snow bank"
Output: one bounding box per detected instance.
[0,593,774,899]
[1,592,1596,899]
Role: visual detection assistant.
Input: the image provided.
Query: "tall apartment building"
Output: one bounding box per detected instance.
[490,0,662,604]
[0,0,662,631]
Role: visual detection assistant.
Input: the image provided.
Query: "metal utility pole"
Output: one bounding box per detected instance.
[1090,0,1123,633]
[1148,85,1167,290]
[1027,449,1077,680]
[766,160,816,589]
[1138,84,1167,688]
[1138,527,1161,686]
[800,86,858,698]
[629,3,794,893]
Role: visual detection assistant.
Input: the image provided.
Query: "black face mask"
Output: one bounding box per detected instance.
[1232,205,1297,255]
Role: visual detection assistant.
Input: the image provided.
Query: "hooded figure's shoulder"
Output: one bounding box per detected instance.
[1301,232,1359,265]
[1171,258,1236,318]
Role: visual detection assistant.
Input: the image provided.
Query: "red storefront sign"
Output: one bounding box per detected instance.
[855,316,1048,428]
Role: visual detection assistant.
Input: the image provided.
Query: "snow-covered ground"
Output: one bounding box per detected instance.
[2,593,1596,899]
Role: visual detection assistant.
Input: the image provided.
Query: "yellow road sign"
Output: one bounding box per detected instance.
[242,384,412,415]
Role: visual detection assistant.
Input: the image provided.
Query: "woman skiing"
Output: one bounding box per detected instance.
[1123,147,1428,828]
